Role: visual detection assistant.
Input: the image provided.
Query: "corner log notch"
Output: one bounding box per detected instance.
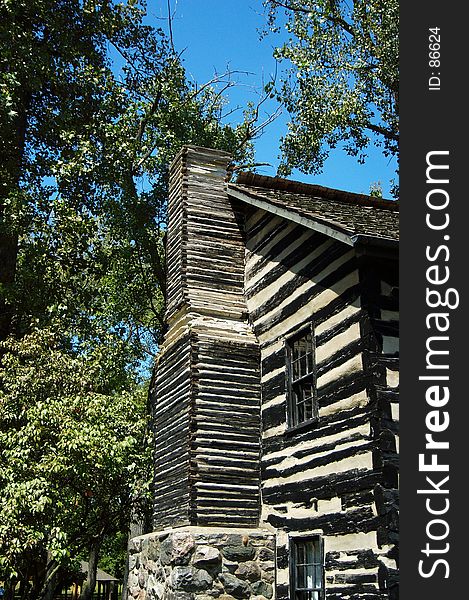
[151,146,261,529]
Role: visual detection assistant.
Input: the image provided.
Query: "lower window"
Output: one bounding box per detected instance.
[291,536,324,600]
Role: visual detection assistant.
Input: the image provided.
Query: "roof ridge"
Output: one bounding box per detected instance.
[234,172,399,212]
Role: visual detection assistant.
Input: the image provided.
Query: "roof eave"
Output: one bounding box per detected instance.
[351,233,399,259]
[228,187,399,251]
[227,186,354,246]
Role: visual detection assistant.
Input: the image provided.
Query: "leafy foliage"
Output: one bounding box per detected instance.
[1,0,251,359]
[0,328,150,591]
[264,0,399,177]
[0,1,255,597]
[97,532,128,579]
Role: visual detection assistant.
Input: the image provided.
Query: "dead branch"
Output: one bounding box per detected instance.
[167,0,175,52]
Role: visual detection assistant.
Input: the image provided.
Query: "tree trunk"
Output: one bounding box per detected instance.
[120,550,129,600]
[80,539,102,600]
[37,556,61,600]
[18,574,30,600]
[4,577,17,600]
[0,89,30,344]
[0,230,18,341]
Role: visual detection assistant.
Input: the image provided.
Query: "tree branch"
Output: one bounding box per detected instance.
[167,0,175,53]
[187,69,254,102]
[268,0,358,39]
[131,90,163,174]
[365,122,399,142]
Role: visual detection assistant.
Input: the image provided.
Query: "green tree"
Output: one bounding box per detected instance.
[1,0,251,355]
[264,0,398,178]
[0,327,150,599]
[0,1,256,598]
[97,531,128,579]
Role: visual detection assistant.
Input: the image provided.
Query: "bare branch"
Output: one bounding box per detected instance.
[167,0,175,52]
[204,81,237,118]
[235,72,282,151]
[221,105,243,120]
[187,69,254,102]
[230,162,272,172]
[248,105,282,139]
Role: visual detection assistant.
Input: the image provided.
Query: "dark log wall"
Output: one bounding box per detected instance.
[242,206,398,600]
[152,147,261,529]
[371,355,399,598]
[190,333,261,526]
[152,333,192,528]
[360,259,399,358]
[360,258,399,598]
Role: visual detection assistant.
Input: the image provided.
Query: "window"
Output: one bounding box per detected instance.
[286,324,318,427]
[291,537,324,600]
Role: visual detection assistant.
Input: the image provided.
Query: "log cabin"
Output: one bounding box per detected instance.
[127,146,399,600]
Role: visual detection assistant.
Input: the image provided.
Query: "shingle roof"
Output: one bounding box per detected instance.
[80,561,119,582]
[228,172,399,243]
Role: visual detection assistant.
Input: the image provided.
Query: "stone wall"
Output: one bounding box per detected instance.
[127,528,276,600]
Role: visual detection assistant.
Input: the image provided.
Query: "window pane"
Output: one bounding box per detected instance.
[297,337,307,357]
[305,539,316,564]
[293,539,322,596]
[304,395,313,422]
[292,383,317,426]
[306,565,315,588]
[296,565,307,589]
[291,332,314,383]
[314,565,322,587]
[288,326,317,426]
[296,592,320,600]
[296,397,305,423]
[293,342,299,364]
[302,353,308,377]
[296,543,306,564]
[305,384,314,420]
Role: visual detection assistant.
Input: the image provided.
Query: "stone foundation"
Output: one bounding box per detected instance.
[127,527,276,600]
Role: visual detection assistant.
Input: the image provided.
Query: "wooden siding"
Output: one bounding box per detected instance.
[152,145,399,598]
[166,151,187,317]
[152,147,261,530]
[243,206,397,600]
[190,333,261,526]
[165,146,247,322]
[360,259,399,598]
[152,333,192,528]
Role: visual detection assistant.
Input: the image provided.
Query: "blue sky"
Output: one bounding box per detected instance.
[148,0,397,198]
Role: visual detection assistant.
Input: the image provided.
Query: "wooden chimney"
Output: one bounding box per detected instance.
[152,146,261,529]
